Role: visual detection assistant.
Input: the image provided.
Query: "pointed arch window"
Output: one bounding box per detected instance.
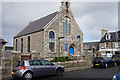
[49,31,55,52]
[63,16,70,36]
[77,35,80,39]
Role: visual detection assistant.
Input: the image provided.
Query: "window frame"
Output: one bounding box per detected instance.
[49,31,55,52]
[28,36,30,52]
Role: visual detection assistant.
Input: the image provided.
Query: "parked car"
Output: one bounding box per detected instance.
[93,57,116,68]
[112,54,120,65]
[12,59,64,80]
[112,72,120,80]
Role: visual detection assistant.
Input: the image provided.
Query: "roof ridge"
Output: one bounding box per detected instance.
[14,11,58,38]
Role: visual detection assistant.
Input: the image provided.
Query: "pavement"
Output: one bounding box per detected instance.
[65,65,92,72]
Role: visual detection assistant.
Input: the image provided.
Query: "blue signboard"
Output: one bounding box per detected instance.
[65,43,68,50]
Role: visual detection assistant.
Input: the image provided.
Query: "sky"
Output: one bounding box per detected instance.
[1,1,118,46]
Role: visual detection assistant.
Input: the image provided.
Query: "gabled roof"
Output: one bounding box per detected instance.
[0,37,7,44]
[100,30,120,42]
[14,11,58,38]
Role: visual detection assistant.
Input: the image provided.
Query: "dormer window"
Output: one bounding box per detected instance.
[106,33,110,40]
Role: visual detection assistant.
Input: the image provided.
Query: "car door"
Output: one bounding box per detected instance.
[104,57,110,65]
[107,57,114,66]
[44,60,56,75]
[29,60,45,77]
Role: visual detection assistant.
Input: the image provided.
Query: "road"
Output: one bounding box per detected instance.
[9,66,120,80]
[35,66,120,80]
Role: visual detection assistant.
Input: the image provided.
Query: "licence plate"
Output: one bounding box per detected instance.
[12,72,15,74]
[95,64,99,65]
[114,58,117,60]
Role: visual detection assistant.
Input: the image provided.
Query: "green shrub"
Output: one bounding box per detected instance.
[50,56,74,62]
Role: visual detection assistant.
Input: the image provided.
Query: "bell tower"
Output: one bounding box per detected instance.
[60,0,70,15]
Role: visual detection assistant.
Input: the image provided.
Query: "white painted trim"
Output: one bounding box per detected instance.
[99,49,120,51]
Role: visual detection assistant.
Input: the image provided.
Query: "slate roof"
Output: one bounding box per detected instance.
[14,11,58,38]
[100,30,120,42]
[0,37,7,43]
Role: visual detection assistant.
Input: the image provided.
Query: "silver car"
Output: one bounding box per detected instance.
[12,59,64,80]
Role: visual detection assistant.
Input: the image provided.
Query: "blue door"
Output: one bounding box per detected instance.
[69,46,74,55]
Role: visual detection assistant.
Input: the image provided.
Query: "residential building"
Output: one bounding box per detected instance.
[99,29,120,56]
[83,42,99,52]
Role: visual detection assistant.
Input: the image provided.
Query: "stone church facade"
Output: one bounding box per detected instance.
[13,0,83,59]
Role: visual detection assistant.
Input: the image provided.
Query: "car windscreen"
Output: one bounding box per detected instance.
[17,61,24,66]
[112,55,118,59]
[94,57,103,61]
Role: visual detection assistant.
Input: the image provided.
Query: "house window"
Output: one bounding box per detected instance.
[115,42,119,48]
[49,31,55,52]
[106,43,109,48]
[21,38,23,53]
[106,33,110,40]
[16,39,18,51]
[28,36,30,52]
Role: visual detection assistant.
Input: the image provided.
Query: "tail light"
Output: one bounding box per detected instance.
[17,66,26,70]
[93,61,95,62]
[100,60,104,62]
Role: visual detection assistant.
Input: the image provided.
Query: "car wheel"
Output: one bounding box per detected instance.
[56,68,64,77]
[105,63,108,68]
[24,72,32,80]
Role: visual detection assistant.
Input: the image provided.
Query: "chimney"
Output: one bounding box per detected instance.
[102,29,108,37]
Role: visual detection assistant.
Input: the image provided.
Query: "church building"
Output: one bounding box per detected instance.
[13,0,83,59]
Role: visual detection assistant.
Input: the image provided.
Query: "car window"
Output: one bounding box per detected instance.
[112,55,118,59]
[29,60,43,66]
[40,60,44,65]
[44,60,52,65]
[94,57,103,61]
[17,61,24,66]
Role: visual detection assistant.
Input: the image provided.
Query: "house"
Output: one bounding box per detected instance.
[13,0,83,60]
[0,37,7,68]
[99,29,120,57]
[83,42,99,52]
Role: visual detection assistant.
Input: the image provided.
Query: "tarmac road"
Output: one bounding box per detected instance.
[35,66,120,80]
[9,66,120,80]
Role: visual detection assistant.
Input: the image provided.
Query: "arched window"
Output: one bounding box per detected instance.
[77,35,80,39]
[49,31,55,52]
[63,16,70,36]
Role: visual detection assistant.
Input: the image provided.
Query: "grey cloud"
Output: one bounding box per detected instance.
[2,2,118,46]
[71,2,118,42]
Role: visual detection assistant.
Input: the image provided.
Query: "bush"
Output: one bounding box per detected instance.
[50,56,74,62]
